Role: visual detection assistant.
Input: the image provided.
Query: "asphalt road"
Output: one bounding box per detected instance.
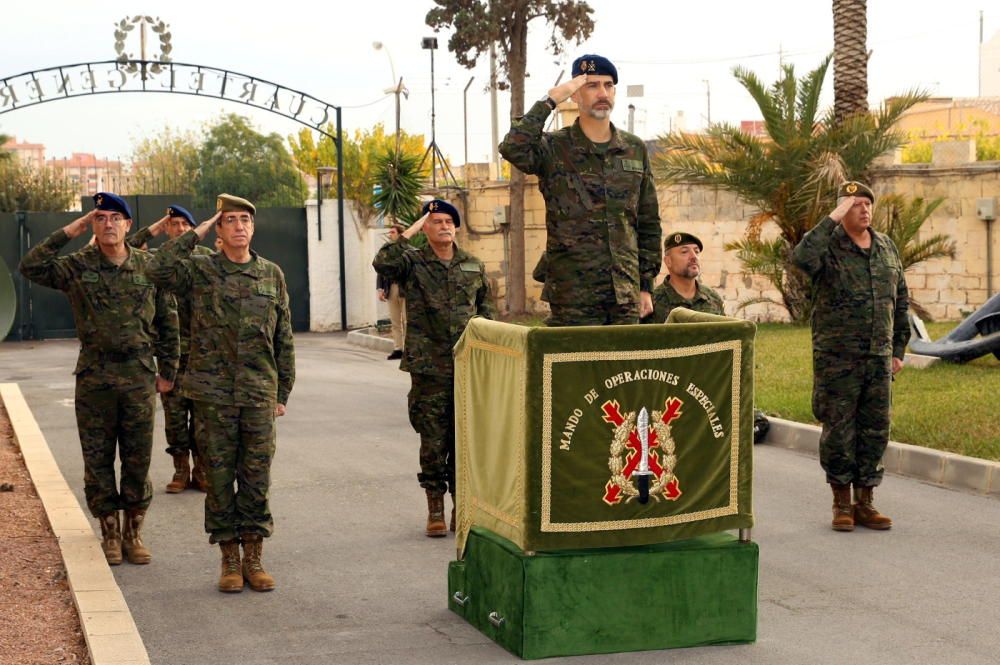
[2,333,999,665]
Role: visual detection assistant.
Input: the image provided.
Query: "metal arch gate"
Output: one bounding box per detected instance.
[1,57,350,332]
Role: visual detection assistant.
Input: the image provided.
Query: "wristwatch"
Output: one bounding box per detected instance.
[541,95,557,111]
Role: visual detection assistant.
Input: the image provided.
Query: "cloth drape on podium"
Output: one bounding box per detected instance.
[453,310,755,556]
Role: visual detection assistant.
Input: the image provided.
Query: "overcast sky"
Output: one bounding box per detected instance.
[1,1,997,167]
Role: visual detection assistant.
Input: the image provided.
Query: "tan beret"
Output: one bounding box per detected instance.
[838,181,875,203]
[216,193,256,215]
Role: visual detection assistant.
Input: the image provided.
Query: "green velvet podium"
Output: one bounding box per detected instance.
[449,528,758,659]
[450,311,759,658]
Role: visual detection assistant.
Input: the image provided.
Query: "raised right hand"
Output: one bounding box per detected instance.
[63,210,95,239]
[194,211,222,239]
[829,196,856,223]
[548,74,589,104]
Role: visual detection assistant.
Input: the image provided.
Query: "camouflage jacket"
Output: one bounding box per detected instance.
[127,227,214,361]
[642,277,725,324]
[18,229,179,380]
[147,230,295,407]
[792,216,910,358]
[373,237,494,377]
[499,100,662,305]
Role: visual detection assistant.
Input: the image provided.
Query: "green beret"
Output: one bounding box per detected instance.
[664,232,703,252]
[838,181,875,203]
[216,193,256,215]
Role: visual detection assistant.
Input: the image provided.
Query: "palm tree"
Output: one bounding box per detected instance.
[833,0,869,124]
[871,194,957,319]
[653,56,926,323]
[372,147,427,228]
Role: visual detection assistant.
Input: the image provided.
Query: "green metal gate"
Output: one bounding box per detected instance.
[1,201,309,341]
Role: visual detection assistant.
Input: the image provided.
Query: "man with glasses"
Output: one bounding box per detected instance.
[148,194,295,594]
[19,192,179,567]
[128,205,214,494]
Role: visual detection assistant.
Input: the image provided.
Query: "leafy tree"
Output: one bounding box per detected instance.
[871,194,956,320]
[0,133,12,162]
[0,160,75,212]
[289,123,426,226]
[654,57,926,323]
[127,126,199,195]
[832,0,869,124]
[196,114,307,208]
[427,0,595,313]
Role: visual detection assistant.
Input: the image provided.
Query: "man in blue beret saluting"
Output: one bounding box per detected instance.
[19,192,179,566]
[500,54,661,325]
[373,199,494,537]
[128,205,216,495]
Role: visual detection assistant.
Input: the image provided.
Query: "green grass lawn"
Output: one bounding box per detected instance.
[755,322,1000,461]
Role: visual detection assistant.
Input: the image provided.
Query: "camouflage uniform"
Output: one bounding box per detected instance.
[792,215,910,487]
[128,227,215,458]
[499,100,661,326]
[642,276,725,323]
[19,229,179,516]
[373,237,494,493]
[147,230,295,543]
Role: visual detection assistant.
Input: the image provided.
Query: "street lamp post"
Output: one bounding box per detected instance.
[422,36,439,188]
[463,76,475,167]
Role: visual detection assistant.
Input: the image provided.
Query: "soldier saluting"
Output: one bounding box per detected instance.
[793,181,909,532]
[500,54,661,326]
[147,194,295,593]
[373,200,494,537]
[128,205,215,494]
[19,192,179,566]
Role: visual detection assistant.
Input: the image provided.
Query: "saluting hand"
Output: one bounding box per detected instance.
[63,210,96,239]
[193,211,222,240]
[402,212,430,240]
[147,215,170,237]
[548,74,589,105]
[829,196,856,223]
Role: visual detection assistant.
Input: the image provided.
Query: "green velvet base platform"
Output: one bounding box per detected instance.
[448,527,758,660]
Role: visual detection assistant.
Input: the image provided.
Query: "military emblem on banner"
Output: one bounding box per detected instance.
[601,398,683,505]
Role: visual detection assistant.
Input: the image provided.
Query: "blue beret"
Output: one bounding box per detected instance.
[93,192,132,219]
[422,199,460,228]
[166,204,196,227]
[572,54,618,84]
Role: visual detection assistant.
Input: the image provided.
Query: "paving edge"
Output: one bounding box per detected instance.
[763,416,1000,498]
[0,383,151,665]
[346,327,394,353]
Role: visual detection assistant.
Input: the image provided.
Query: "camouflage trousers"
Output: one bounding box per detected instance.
[162,388,199,457]
[547,300,639,327]
[193,401,276,544]
[407,373,455,495]
[74,363,155,517]
[812,352,892,487]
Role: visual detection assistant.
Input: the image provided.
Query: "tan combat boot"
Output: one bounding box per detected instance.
[830,484,854,532]
[218,539,244,593]
[240,533,275,592]
[189,451,208,493]
[853,485,893,530]
[98,512,123,565]
[166,453,190,493]
[122,509,152,564]
[425,490,447,538]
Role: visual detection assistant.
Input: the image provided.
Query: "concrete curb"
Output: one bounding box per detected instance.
[1,383,150,665]
[346,327,394,353]
[763,416,1000,498]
